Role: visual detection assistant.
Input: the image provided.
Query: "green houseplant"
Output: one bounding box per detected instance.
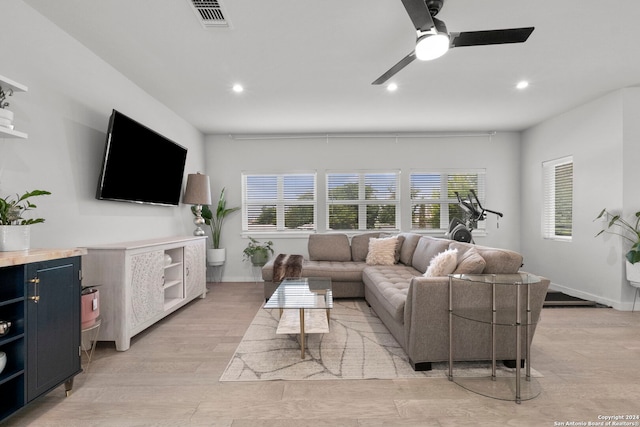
[595,208,640,264]
[191,188,239,265]
[242,237,274,266]
[0,189,51,225]
[0,190,51,251]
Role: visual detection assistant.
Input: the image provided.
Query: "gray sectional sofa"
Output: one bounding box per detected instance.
[261,232,550,370]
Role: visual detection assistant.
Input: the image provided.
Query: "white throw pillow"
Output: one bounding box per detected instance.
[423,248,458,277]
[366,237,398,265]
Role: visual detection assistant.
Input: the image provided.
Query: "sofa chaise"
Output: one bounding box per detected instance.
[261,232,550,370]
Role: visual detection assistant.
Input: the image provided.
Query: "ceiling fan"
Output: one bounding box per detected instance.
[372,0,534,85]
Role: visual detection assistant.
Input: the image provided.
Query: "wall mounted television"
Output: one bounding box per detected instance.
[96,109,188,206]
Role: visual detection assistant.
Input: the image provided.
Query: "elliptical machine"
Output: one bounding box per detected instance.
[445,189,503,243]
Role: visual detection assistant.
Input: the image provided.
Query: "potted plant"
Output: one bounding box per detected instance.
[0,190,51,251]
[242,237,274,266]
[192,187,239,266]
[595,208,640,283]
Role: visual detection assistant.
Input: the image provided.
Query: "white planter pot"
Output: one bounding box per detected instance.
[626,260,640,287]
[0,225,31,252]
[0,109,13,129]
[207,248,226,266]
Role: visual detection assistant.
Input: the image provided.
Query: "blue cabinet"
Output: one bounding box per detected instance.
[0,254,82,423]
[26,257,81,401]
[0,266,26,422]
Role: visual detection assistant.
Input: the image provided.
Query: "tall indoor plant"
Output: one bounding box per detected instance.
[595,208,640,283]
[192,187,239,265]
[0,189,51,251]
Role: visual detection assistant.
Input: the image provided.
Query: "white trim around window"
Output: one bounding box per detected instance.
[326,170,401,231]
[410,169,486,232]
[542,156,573,241]
[241,171,317,233]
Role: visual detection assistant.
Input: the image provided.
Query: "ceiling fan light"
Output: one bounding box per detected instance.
[415,33,450,61]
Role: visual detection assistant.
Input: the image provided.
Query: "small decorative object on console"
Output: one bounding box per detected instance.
[0,320,11,336]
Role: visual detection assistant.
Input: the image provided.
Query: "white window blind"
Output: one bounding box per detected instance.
[410,170,486,231]
[326,171,400,230]
[542,157,573,239]
[242,172,316,232]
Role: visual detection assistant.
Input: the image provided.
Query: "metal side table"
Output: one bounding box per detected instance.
[81,318,101,372]
[448,273,542,403]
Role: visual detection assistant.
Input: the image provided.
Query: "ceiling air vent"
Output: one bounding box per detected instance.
[188,0,230,28]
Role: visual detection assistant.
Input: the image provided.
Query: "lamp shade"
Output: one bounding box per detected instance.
[183,173,212,205]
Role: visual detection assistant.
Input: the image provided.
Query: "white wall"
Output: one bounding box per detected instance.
[521,88,640,310]
[0,1,206,248]
[205,132,522,281]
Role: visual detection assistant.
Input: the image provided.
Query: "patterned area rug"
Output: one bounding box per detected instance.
[220,299,541,381]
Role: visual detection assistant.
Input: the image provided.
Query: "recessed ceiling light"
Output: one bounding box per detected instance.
[387,82,398,92]
[516,80,529,90]
[232,83,244,93]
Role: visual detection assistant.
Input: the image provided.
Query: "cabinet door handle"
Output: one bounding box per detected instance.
[29,277,40,303]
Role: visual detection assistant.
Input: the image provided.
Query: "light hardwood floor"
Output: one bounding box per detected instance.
[5,282,640,427]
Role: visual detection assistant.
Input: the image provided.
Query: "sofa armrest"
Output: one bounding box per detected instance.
[403,273,550,365]
[261,259,276,281]
[403,276,451,361]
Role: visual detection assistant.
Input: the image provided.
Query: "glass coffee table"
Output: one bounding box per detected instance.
[264,277,333,359]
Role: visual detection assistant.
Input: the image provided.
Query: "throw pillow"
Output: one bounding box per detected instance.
[366,236,398,265]
[453,247,486,274]
[379,233,406,263]
[423,248,458,277]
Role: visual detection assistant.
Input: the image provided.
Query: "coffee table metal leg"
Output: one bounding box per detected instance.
[299,308,305,359]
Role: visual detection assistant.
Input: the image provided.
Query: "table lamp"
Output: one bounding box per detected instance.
[183,172,212,236]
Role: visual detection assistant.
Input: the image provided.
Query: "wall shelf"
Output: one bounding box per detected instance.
[0,74,28,140]
[0,128,28,139]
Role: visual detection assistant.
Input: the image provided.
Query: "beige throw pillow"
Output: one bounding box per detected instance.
[366,237,398,265]
[453,247,486,274]
[423,248,458,277]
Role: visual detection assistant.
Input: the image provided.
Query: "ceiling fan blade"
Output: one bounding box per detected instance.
[372,51,417,85]
[401,0,435,31]
[450,27,534,48]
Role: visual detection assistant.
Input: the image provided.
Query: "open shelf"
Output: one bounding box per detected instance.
[163,248,184,307]
[0,75,28,93]
[0,74,29,139]
[0,128,27,139]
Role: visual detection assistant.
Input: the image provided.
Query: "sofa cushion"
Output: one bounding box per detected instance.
[453,247,486,274]
[411,236,451,273]
[308,233,351,261]
[398,233,421,265]
[424,248,458,277]
[474,245,523,274]
[351,232,380,262]
[363,265,419,323]
[449,241,522,274]
[366,236,398,265]
[300,260,367,282]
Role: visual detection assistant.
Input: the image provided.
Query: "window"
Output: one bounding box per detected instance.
[410,170,486,231]
[326,171,400,230]
[542,156,573,239]
[242,172,316,232]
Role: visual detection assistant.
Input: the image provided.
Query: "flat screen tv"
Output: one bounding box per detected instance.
[96,110,188,206]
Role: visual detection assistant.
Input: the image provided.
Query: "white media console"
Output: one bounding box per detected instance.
[82,236,207,351]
